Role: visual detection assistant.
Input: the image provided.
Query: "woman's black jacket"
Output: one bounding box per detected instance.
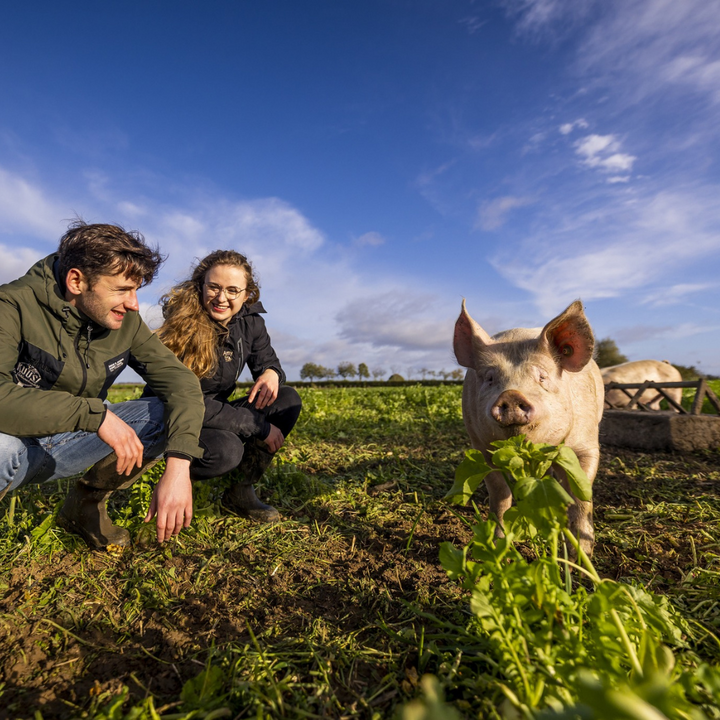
[147,302,285,441]
[200,302,285,440]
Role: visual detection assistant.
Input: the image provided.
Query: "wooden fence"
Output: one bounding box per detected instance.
[604,379,720,415]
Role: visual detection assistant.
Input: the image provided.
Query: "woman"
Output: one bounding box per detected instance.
[153,250,302,522]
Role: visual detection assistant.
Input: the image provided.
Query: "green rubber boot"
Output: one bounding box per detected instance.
[57,453,157,549]
[222,441,279,522]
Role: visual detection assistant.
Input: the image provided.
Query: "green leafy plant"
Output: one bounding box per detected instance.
[438,436,720,719]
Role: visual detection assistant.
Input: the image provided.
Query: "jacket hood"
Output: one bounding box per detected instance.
[19,255,78,315]
[16,254,104,338]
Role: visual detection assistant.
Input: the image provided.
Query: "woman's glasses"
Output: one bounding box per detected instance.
[204,282,246,301]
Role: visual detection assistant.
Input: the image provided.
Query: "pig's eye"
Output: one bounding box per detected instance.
[483,370,495,384]
[561,344,574,357]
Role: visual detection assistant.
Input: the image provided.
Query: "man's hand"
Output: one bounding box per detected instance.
[249,369,279,410]
[262,423,285,453]
[144,457,193,543]
[98,409,144,475]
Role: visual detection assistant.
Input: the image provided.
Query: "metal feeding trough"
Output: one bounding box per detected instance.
[599,379,720,452]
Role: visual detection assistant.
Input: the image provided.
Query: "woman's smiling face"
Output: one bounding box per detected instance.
[201,264,248,326]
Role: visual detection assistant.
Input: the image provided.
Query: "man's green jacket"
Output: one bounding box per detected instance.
[0,254,204,459]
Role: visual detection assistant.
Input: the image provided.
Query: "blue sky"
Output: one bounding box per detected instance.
[1,0,718,380]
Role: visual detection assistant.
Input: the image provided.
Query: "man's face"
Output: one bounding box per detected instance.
[72,272,141,330]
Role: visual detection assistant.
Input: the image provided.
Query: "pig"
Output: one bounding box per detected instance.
[601,360,683,411]
[453,299,604,557]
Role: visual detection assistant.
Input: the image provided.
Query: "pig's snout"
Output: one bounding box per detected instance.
[491,390,535,427]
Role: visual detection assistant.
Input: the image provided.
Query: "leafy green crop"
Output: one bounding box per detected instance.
[435,437,720,719]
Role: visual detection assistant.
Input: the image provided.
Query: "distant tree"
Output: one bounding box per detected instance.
[388,373,405,382]
[673,364,701,380]
[300,362,324,381]
[371,367,386,380]
[337,362,357,380]
[357,362,370,380]
[324,367,338,380]
[449,368,465,380]
[595,338,629,368]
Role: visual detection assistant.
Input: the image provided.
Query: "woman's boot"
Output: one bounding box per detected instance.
[222,441,279,522]
[57,453,157,549]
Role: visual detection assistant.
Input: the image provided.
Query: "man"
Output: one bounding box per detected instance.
[0,221,205,549]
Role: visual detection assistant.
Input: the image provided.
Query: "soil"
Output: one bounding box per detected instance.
[1,443,718,719]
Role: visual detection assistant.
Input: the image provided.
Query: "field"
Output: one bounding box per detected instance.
[0,384,719,719]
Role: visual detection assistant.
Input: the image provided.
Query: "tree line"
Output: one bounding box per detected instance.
[299,362,465,382]
[298,340,716,383]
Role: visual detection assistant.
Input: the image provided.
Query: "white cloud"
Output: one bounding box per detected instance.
[477,195,534,231]
[574,134,637,174]
[559,118,589,135]
[355,231,385,247]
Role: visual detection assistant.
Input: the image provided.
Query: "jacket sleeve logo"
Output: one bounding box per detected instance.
[12,362,43,388]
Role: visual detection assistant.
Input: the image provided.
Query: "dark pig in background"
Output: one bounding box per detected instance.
[453,300,604,556]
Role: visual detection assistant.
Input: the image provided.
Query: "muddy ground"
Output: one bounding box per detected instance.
[1,443,718,719]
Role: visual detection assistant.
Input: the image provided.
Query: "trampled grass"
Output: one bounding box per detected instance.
[0,384,718,719]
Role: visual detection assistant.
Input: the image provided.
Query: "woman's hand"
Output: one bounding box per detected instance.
[262,423,285,453]
[249,368,279,409]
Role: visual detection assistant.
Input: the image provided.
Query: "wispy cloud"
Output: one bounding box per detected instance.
[503,1,720,105]
[501,0,598,39]
[477,196,534,231]
[354,231,385,247]
[579,0,720,104]
[641,283,714,307]
[0,243,46,285]
[0,166,462,377]
[613,324,673,345]
[336,291,452,351]
[491,187,720,315]
[574,134,636,174]
[458,16,488,34]
[615,321,720,345]
[0,167,68,240]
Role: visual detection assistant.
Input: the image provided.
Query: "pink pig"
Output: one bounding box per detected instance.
[453,299,604,556]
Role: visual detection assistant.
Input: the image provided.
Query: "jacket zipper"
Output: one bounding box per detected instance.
[236,337,244,378]
[73,326,90,395]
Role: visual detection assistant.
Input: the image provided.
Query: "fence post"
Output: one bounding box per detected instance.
[690,379,706,415]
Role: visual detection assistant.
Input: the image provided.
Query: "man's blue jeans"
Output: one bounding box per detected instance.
[0,397,166,497]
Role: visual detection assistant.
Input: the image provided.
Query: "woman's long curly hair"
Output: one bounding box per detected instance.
[156,250,260,379]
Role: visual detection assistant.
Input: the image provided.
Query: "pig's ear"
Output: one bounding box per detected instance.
[454,299,494,368]
[540,300,595,372]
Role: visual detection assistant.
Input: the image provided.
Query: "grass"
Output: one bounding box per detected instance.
[0,384,718,719]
